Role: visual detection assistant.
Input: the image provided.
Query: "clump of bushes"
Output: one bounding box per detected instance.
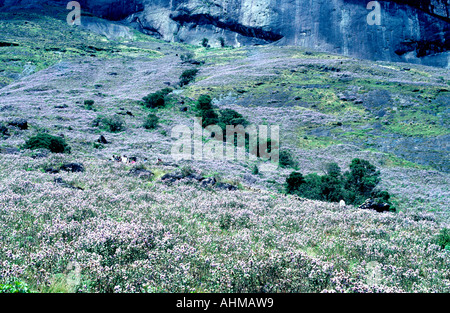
[195,95,249,129]
[23,133,71,153]
[218,108,249,130]
[195,95,219,127]
[279,150,297,169]
[285,159,393,209]
[219,37,225,47]
[143,113,159,130]
[100,116,125,133]
[436,228,450,251]
[142,88,173,109]
[0,281,30,293]
[201,38,209,48]
[84,99,95,110]
[180,53,194,63]
[180,69,199,86]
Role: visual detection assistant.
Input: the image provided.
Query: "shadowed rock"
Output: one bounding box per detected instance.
[8,119,28,130]
[129,168,154,180]
[60,163,85,173]
[358,198,391,213]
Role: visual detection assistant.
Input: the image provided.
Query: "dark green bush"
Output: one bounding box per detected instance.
[219,37,225,47]
[24,133,71,153]
[218,108,249,130]
[436,228,450,251]
[285,172,306,194]
[344,158,381,205]
[143,113,159,130]
[195,95,218,127]
[142,88,173,109]
[196,95,213,111]
[84,99,95,110]
[202,38,209,48]
[0,281,30,293]
[101,116,125,133]
[285,159,391,207]
[180,53,194,63]
[180,69,199,86]
[279,150,297,169]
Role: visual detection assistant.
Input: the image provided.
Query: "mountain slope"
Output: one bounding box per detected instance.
[0,8,449,293]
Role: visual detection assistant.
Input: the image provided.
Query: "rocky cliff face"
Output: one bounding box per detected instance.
[1,0,449,67]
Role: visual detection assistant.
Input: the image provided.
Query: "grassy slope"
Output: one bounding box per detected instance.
[0,9,449,292]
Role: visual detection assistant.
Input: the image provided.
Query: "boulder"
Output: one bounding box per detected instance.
[129,168,153,179]
[161,171,184,183]
[98,135,108,144]
[358,199,391,213]
[185,173,204,181]
[201,177,216,187]
[216,182,237,191]
[8,119,28,130]
[60,163,85,173]
[45,167,60,174]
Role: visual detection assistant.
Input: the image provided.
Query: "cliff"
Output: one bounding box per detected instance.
[1,0,449,66]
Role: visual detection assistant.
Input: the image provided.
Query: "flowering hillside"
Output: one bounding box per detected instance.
[0,8,449,293]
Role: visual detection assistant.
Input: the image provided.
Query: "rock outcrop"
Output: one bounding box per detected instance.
[0,0,448,66]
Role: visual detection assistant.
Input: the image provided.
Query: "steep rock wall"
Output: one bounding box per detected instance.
[1,0,448,66]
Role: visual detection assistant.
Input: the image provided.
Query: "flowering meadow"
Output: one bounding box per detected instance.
[0,153,449,293]
[1,10,449,293]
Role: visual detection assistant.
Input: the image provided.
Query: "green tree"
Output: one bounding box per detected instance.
[344,158,381,204]
[219,37,225,47]
[180,69,199,86]
[285,172,305,194]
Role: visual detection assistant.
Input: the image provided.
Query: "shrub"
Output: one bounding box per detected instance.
[180,69,199,86]
[196,95,219,127]
[180,53,194,63]
[436,228,450,250]
[201,109,219,128]
[84,99,95,110]
[23,133,71,153]
[143,113,159,130]
[142,88,173,109]
[252,165,259,175]
[285,159,391,207]
[201,38,209,48]
[196,95,213,112]
[285,172,306,194]
[344,158,381,204]
[101,116,125,133]
[279,150,297,169]
[218,109,249,130]
[0,281,30,293]
[219,37,225,47]
[320,164,344,202]
[0,124,9,137]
